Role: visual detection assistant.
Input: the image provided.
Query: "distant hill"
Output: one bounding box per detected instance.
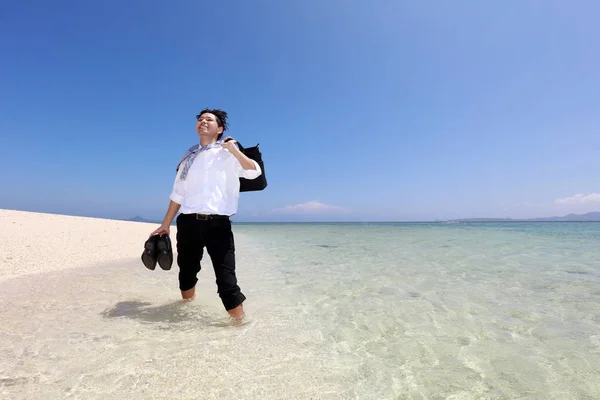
[529,211,600,222]
[125,216,157,223]
[451,211,600,222]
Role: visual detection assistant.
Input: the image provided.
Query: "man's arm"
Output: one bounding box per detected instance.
[221,139,262,179]
[163,164,185,226]
[161,200,181,226]
[150,164,185,236]
[150,200,180,236]
[221,139,257,170]
[228,145,257,170]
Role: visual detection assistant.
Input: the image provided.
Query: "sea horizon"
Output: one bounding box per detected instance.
[4,207,600,225]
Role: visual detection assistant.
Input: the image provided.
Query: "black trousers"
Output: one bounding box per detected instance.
[175,213,246,311]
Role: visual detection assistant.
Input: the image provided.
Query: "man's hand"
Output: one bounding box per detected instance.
[221,136,241,154]
[150,224,170,237]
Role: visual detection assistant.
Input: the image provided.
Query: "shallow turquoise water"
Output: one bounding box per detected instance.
[1,222,599,399]
[234,222,600,399]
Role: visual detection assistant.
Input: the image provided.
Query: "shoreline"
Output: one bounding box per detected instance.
[0,209,164,283]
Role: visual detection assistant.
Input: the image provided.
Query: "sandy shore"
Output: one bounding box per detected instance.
[0,209,168,283]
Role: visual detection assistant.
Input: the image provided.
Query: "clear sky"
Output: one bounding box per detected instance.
[1,1,599,222]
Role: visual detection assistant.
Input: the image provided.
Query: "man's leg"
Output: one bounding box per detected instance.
[206,218,246,320]
[175,214,205,300]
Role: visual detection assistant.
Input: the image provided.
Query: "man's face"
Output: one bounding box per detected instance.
[196,113,223,138]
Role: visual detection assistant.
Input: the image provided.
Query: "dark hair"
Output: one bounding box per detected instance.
[196,108,229,139]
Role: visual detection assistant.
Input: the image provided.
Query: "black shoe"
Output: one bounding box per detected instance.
[141,235,160,270]
[156,234,173,271]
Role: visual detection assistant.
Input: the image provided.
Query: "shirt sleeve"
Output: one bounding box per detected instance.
[237,159,262,180]
[169,166,185,204]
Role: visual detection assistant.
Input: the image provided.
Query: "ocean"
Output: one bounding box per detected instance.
[1,222,599,399]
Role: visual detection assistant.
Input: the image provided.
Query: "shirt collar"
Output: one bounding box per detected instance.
[197,139,223,151]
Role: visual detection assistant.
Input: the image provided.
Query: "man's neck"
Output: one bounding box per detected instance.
[199,137,219,146]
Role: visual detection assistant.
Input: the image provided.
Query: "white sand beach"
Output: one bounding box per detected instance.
[0,209,166,283]
[0,210,351,400]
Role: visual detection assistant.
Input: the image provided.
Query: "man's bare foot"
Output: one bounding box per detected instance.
[228,304,245,324]
[181,287,195,300]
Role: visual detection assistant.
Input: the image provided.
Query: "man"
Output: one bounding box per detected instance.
[150,108,262,322]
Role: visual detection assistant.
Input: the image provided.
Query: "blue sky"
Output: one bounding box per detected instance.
[1,0,599,222]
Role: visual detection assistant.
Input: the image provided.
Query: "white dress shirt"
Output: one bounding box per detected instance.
[170,146,262,216]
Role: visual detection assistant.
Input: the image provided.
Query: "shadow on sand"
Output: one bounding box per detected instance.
[101,300,240,328]
[103,300,202,324]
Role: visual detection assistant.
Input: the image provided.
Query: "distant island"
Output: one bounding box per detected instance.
[447,211,600,222]
[126,216,153,223]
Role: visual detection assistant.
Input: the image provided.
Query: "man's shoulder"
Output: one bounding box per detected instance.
[175,144,201,172]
